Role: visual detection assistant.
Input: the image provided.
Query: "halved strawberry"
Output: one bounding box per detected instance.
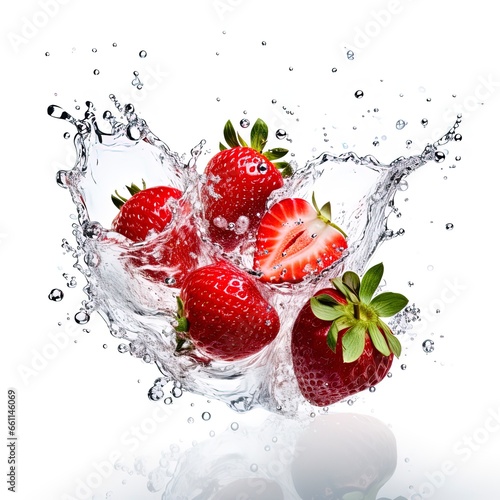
[253,195,347,284]
[201,119,292,252]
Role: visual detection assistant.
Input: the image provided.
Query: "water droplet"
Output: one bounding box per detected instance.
[164,277,176,286]
[401,364,407,370]
[171,386,183,398]
[354,90,364,99]
[164,397,173,405]
[201,412,211,421]
[112,42,117,47]
[230,422,239,431]
[331,67,337,73]
[408,281,414,287]
[396,119,406,130]
[347,399,354,406]
[117,343,129,353]
[74,311,90,324]
[250,463,258,472]
[427,265,434,271]
[63,132,71,139]
[275,129,287,140]
[92,48,97,53]
[48,289,64,302]
[369,386,376,393]
[216,97,221,102]
[289,66,294,71]
[240,118,250,128]
[346,50,354,60]
[45,51,50,56]
[454,133,462,141]
[93,69,100,75]
[103,344,108,349]
[421,118,428,127]
[261,41,267,46]
[434,151,446,163]
[422,339,435,353]
[265,445,271,451]
[139,50,147,58]
[187,417,194,424]
[148,386,163,401]
[445,222,454,230]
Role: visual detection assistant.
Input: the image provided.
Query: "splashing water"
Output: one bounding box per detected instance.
[48,98,461,416]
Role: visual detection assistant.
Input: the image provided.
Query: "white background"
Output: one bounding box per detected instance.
[2,1,499,499]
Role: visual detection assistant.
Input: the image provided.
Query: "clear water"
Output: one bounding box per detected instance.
[49,98,461,416]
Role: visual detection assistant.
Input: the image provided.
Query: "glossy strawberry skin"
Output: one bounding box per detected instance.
[253,198,347,284]
[201,147,284,252]
[179,261,280,362]
[291,288,393,407]
[111,186,200,287]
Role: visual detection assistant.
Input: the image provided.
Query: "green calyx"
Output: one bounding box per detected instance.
[111,179,146,209]
[173,296,191,353]
[219,118,293,177]
[310,263,408,363]
[311,192,348,239]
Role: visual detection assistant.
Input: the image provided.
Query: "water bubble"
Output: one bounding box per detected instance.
[209,430,216,437]
[171,386,183,398]
[201,412,211,421]
[271,99,277,104]
[427,265,434,271]
[265,445,271,451]
[117,343,129,353]
[240,118,250,128]
[48,289,64,302]
[148,386,163,401]
[445,222,454,230]
[454,133,462,141]
[346,50,354,60]
[164,397,173,405]
[93,69,100,75]
[187,417,194,424]
[369,386,376,393]
[230,422,239,431]
[63,132,71,139]
[45,51,50,56]
[103,344,108,349]
[354,90,364,99]
[434,151,446,163]
[92,48,97,53]
[112,42,117,47]
[406,140,412,148]
[331,67,337,73]
[139,50,147,58]
[261,41,267,46]
[421,118,428,127]
[347,399,354,406]
[396,119,406,130]
[250,464,258,472]
[165,277,176,286]
[275,129,287,140]
[401,364,407,370]
[74,311,90,324]
[422,339,435,353]
[216,97,221,102]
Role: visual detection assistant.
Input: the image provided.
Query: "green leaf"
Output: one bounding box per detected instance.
[111,191,127,209]
[223,120,240,149]
[359,262,384,303]
[219,142,227,151]
[262,147,288,161]
[273,161,293,177]
[379,321,402,357]
[342,271,360,294]
[310,297,344,321]
[250,118,268,152]
[370,292,409,317]
[326,321,338,353]
[367,322,390,356]
[331,277,357,302]
[237,132,248,148]
[320,201,332,221]
[341,323,367,363]
[126,182,143,197]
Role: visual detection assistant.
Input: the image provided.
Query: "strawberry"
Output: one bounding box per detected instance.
[110,182,200,287]
[253,194,348,284]
[291,263,408,406]
[201,119,292,252]
[175,260,280,362]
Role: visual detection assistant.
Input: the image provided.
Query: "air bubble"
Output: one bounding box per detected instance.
[401,364,407,370]
[63,132,71,139]
[434,151,446,163]
[261,41,267,46]
[117,343,129,353]
[92,48,97,53]
[74,311,90,324]
[331,67,337,73]
[422,339,435,353]
[93,69,100,75]
[139,50,147,58]
[45,51,50,56]
[187,417,194,424]
[148,386,163,401]
[171,386,183,398]
[396,119,406,130]
[230,422,239,431]
[164,397,173,405]
[48,289,64,302]
[201,412,211,421]
[369,386,376,393]
[276,129,287,140]
[421,118,428,127]
[354,90,364,99]
[346,50,354,60]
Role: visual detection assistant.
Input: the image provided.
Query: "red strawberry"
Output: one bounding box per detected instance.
[291,263,408,406]
[110,182,200,287]
[253,195,347,284]
[201,119,291,252]
[175,260,280,362]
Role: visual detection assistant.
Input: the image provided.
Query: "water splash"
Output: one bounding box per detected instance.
[49,98,460,416]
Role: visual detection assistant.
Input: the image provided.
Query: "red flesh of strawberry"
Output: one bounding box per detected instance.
[253,198,347,283]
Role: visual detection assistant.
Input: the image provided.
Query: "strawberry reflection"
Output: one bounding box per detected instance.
[163,412,399,500]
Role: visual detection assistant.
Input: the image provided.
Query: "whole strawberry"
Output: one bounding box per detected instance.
[291,263,408,407]
[175,260,280,362]
[253,194,347,284]
[111,182,200,287]
[201,119,291,252]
